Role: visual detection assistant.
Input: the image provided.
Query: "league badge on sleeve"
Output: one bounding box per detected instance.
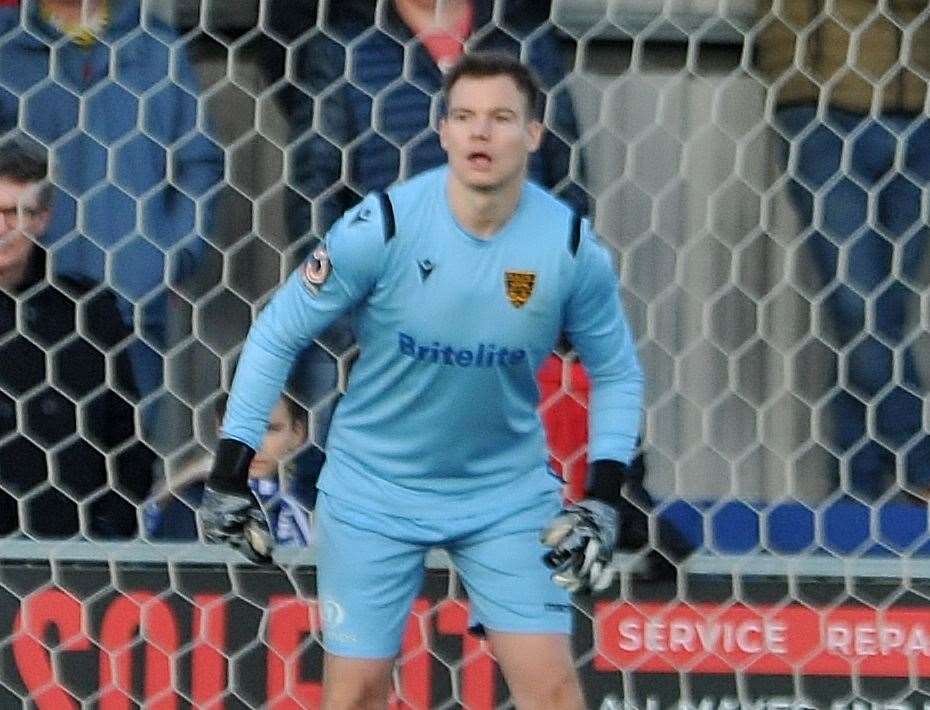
[302,243,331,295]
[504,270,536,308]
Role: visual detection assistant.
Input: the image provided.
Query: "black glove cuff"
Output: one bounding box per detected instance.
[207,439,255,495]
[586,459,627,507]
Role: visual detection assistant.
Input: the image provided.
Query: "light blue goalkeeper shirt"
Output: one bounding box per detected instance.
[224,166,643,518]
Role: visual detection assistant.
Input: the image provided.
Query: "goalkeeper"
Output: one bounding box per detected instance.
[202,51,643,709]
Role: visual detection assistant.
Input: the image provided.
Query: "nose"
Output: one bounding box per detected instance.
[470,116,491,140]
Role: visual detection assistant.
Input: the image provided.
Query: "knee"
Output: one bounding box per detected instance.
[322,675,392,710]
[510,667,585,710]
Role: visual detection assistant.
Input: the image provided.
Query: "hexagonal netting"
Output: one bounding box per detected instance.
[1,0,930,707]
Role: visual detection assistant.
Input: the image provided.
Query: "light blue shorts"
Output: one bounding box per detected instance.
[313,490,572,658]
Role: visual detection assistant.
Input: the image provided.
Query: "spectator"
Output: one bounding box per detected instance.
[289,0,585,237]
[0,135,154,538]
[146,392,313,544]
[0,0,224,398]
[756,1,930,499]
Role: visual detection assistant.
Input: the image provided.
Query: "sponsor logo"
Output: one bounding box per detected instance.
[325,630,358,644]
[320,598,346,627]
[398,332,526,367]
[301,244,331,294]
[417,258,435,282]
[504,270,536,308]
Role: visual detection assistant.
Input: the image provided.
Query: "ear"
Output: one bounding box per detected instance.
[525,119,544,154]
[439,116,449,151]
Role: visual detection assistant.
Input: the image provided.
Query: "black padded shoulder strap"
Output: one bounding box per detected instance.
[377,192,396,241]
[568,210,582,256]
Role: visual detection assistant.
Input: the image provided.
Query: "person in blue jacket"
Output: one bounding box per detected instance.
[0,0,223,397]
[202,53,642,709]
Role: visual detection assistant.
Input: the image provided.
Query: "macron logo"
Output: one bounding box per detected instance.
[417,259,435,282]
[399,332,526,368]
[350,206,372,225]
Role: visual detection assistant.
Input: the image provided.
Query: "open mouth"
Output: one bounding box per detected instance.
[467,151,492,168]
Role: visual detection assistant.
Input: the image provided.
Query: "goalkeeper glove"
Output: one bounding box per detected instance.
[540,459,623,593]
[200,439,274,564]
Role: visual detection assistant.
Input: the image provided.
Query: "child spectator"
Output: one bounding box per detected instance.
[145,392,313,545]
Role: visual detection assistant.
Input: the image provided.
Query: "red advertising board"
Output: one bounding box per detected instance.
[0,560,926,708]
[596,601,930,677]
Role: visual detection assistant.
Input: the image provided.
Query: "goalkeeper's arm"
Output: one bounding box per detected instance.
[548,217,643,592]
[201,193,392,561]
[200,439,274,563]
[540,459,625,593]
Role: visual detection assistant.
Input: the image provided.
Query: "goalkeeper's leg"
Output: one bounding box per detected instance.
[314,490,428,705]
[489,631,585,710]
[321,654,393,710]
[449,491,583,708]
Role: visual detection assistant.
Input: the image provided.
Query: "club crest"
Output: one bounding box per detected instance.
[504,270,536,308]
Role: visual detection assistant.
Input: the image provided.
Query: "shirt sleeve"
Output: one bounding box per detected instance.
[222,194,389,448]
[564,221,644,465]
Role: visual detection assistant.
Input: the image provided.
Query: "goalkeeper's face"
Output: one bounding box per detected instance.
[440,74,543,194]
[0,179,49,291]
